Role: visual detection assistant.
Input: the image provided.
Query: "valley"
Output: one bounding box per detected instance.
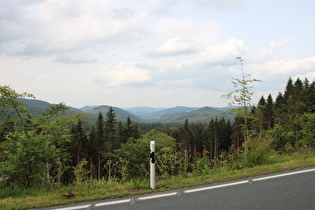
[19,98,236,124]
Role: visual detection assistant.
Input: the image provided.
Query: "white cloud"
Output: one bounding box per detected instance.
[197,39,246,65]
[150,0,242,16]
[147,37,196,57]
[250,56,315,79]
[155,78,194,87]
[1,0,314,109]
[189,0,243,11]
[0,0,147,62]
[181,39,247,69]
[250,38,290,63]
[100,62,152,86]
[153,18,219,46]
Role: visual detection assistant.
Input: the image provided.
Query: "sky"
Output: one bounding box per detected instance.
[1,0,314,108]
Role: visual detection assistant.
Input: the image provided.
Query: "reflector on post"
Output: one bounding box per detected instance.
[150,141,155,189]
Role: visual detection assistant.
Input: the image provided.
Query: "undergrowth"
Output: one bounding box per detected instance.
[0,151,314,210]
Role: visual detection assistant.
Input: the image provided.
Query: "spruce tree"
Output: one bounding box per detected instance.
[284,77,294,101]
[104,107,117,153]
[257,95,266,133]
[95,111,104,180]
[70,119,87,166]
[265,94,274,130]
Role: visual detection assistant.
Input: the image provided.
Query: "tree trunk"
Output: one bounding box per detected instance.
[98,152,101,180]
[214,136,217,157]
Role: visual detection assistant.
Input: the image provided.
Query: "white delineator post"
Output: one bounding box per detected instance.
[150,141,155,189]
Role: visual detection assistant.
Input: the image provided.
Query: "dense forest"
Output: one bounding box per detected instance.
[0,77,314,189]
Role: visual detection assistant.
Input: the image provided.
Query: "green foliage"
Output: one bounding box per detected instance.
[156,147,182,177]
[0,131,51,187]
[270,124,296,152]
[0,85,34,120]
[73,159,89,186]
[191,157,211,176]
[1,76,314,205]
[242,135,274,167]
[223,134,274,169]
[221,57,261,148]
[113,130,177,179]
[297,113,315,151]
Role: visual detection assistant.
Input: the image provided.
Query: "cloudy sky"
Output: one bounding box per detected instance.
[1,0,314,108]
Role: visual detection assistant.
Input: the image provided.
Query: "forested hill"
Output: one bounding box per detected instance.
[126,106,199,122]
[17,98,235,124]
[18,99,140,122]
[158,106,235,124]
[84,105,141,122]
[17,98,83,115]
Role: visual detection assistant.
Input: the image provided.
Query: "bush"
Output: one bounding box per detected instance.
[243,134,274,167]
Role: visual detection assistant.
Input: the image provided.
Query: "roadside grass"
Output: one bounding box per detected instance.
[0,152,314,210]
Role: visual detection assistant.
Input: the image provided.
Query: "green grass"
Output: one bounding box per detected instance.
[0,152,314,210]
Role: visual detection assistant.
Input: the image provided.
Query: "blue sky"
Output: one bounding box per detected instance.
[1,0,314,108]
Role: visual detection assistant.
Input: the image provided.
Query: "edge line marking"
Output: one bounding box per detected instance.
[252,168,315,182]
[137,192,177,201]
[184,180,248,194]
[94,199,131,207]
[53,204,91,210]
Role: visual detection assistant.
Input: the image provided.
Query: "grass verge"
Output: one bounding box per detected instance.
[0,152,314,210]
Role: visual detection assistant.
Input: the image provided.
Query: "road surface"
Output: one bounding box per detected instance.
[41,167,315,210]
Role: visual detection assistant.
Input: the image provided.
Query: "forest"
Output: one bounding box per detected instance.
[0,77,314,191]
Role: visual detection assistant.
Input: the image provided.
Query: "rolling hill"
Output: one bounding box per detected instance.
[16,98,235,125]
[159,106,235,124]
[129,106,199,122]
[17,99,140,123]
[85,105,141,122]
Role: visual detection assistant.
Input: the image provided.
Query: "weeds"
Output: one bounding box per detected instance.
[0,151,314,209]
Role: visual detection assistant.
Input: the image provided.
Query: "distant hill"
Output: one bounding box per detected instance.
[16,98,236,125]
[215,106,239,112]
[85,105,141,122]
[135,106,199,122]
[79,105,98,111]
[18,98,87,117]
[124,107,166,116]
[160,106,235,124]
[17,99,139,123]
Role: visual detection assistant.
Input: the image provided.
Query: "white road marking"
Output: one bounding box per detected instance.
[94,199,131,207]
[184,180,249,194]
[252,168,315,182]
[52,168,315,209]
[137,192,178,201]
[52,204,91,210]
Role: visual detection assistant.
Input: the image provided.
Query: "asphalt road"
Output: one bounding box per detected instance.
[44,167,315,210]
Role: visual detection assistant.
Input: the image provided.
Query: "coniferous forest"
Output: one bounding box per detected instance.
[0,77,314,195]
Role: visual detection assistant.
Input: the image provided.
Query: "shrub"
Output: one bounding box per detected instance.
[243,134,274,167]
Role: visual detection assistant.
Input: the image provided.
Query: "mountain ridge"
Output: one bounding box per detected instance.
[18,98,235,124]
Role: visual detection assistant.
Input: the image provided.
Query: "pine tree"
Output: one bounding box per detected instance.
[95,111,104,180]
[116,121,125,144]
[104,107,117,153]
[87,124,97,178]
[309,80,315,112]
[293,78,303,102]
[123,116,136,143]
[265,93,274,130]
[284,77,294,101]
[208,119,215,160]
[178,119,194,169]
[257,95,266,133]
[70,119,87,166]
[218,118,232,152]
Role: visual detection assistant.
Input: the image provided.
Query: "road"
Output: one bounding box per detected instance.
[43,167,315,210]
